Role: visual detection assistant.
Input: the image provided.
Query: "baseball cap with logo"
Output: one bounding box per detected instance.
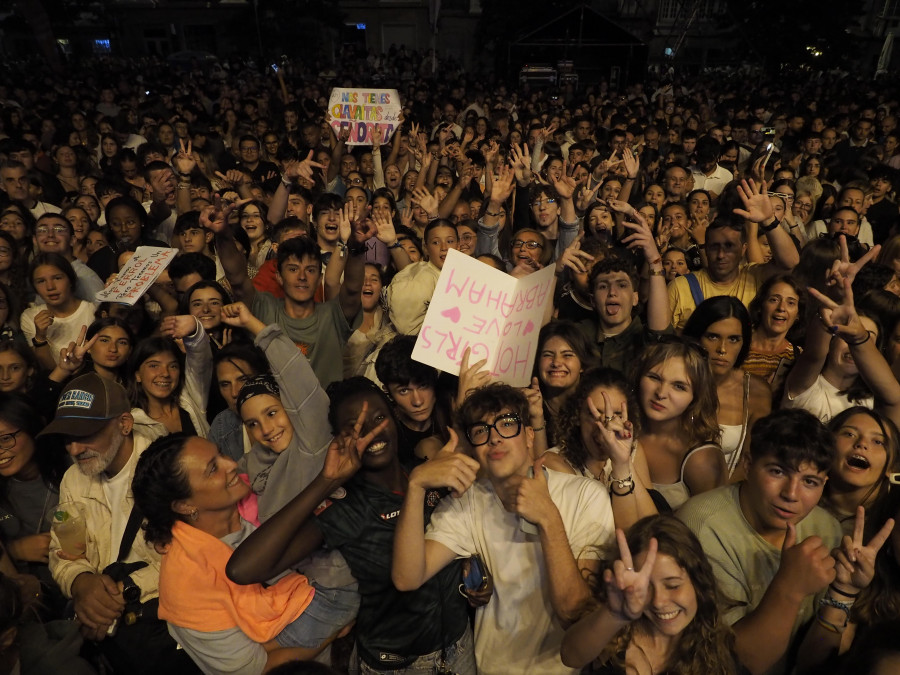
[38,373,130,438]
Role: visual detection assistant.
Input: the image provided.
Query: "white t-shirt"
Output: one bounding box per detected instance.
[808,218,874,247]
[783,373,874,423]
[102,466,142,566]
[425,470,614,675]
[20,300,98,365]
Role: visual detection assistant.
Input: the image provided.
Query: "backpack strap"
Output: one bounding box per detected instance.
[117,503,145,562]
[685,273,705,308]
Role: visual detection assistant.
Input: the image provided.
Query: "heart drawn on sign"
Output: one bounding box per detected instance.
[441,306,462,323]
[523,320,535,335]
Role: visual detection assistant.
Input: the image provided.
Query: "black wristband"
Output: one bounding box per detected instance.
[760,217,781,233]
[347,242,367,256]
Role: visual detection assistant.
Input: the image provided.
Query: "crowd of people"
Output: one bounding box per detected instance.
[2,47,900,674]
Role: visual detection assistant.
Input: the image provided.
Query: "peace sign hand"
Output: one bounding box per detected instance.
[58,325,99,373]
[321,402,389,483]
[604,529,658,621]
[832,505,895,594]
[173,139,196,176]
[808,278,869,345]
[586,392,633,467]
[827,235,881,290]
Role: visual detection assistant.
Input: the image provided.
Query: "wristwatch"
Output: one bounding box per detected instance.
[122,576,141,605]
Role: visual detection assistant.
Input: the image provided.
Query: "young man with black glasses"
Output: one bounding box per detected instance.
[392,383,614,675]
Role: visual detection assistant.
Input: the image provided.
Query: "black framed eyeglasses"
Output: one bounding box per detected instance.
[512,239,544,250]
[465,413,522,446]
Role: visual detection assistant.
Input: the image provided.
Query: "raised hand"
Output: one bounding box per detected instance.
[586,392,634,467]
[322,402,389,482]
[148,169,173,203]
[408,429,480,497]
[734,178,775,224]
[200,195,250,234]
[622,148,640,179]
[339,202,354,243]
[521,377,544,426]
[297,150,325,182]
[398,201,413,229]
[411,187,439,216]
[490,163,516,205]
[550,163,577,200]
[606,199,635,216]
[513,457,558,526]
[621,211,662,261]
[509,143,533,186]
[173,139,196,176]
[221,301,255,328]
[832,506,894,594]
[808,278,870,345]
[776,523,836,600]
[371,125,383,149]
[372,210,398,245]
[160,315,198,340]
[457,347,492,408]
[555,233,594,276]
[575,183,599,212]
[604,529,658,621]
[57,325,99,373]
[214,169,247,189]
[827,235,881,289]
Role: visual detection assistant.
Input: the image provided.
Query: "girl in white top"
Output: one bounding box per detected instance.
[542,366,658,531]
[785,250,900,430]
[682,296,771,481]
[632,339,726,511]
[20,253,98,371]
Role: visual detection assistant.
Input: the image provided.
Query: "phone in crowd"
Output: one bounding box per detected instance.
[463,556,488,592]
[270,63,279,74]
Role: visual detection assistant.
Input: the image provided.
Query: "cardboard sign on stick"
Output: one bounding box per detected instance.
[412,249,556,386]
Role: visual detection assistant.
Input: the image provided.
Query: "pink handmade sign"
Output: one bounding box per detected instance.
[412,249,555,386]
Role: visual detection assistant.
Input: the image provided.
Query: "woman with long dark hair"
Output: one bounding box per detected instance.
[561,515,744,674]
[683,297,771,479]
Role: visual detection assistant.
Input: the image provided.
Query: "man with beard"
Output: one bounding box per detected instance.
[668,180,800,330]
[43,373,197,675]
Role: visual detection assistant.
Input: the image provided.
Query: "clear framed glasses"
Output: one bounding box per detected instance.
[35,225,69,236]
[531,198,557,207]
[465,413,522,446]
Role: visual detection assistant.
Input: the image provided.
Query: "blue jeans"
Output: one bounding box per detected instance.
[356,627,476,675]
[275,580,360,649]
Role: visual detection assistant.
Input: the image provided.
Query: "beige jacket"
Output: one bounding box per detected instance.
[49,428,165,604]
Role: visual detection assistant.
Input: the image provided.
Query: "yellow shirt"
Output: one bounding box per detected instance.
[668,264,768,331]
